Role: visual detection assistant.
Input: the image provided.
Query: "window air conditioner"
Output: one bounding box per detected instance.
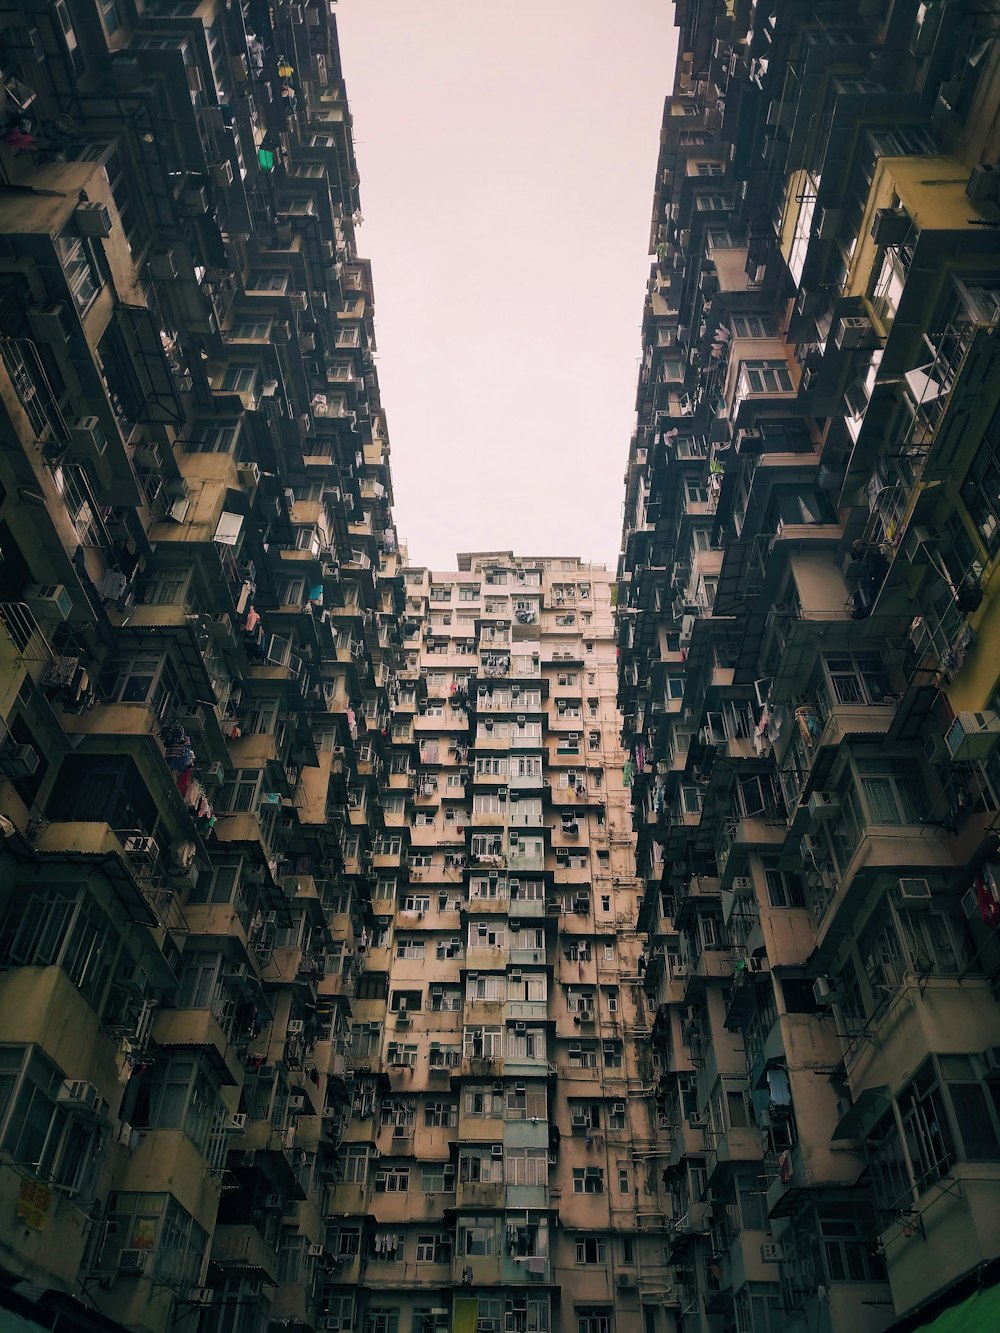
[27,303,70,343]
[946,711,1000,761]
[308,1243,325,1257]
[807,791,839,820]
[24,583,73,621]
[74,201,113,237]
[833,317,872,354]
[59,1080,106,1117]
[0,743,39,778]
[870,206,909,247]
[287,1019,305,1035]
[898,876,932,904]
[117,1249,150,1273]
[229,1113,247,1129]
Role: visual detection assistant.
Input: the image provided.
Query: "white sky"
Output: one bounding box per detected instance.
[335,0,676,570]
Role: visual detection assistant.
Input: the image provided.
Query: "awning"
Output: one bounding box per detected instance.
[910,1284,1000,1333]
[831,1085,891,1140]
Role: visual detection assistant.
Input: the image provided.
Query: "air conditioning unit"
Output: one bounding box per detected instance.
[308,1243,325,1257]
[672,962,688,980]
[28,303,70,343]
[210,160,235,188]
[117,1250,150,1273]
[491,1143,504,1157]
[807,791,839,820]
[189,1286,214,1304]
[74,201,113,237]
[898,876,932,904]
[117,963,149,992]
[290,291,309,312]
[289,1094,305,1111]
[69,416,109,462]
[264,1193,282,1210]
[123,835,159,862]
[59,1080,106,1118]
[834,317,872,350]
[578,1009,595,1024]
[967,163,1000,205]
[287,1019,305,1035]
[812,976,840,1005]
[0,743,40,779]
[871,206,910,247]
[981,1044,1000,1074]
[946,711,1000,761]
[800,833,822,860]
[24,583,73,621]
[229,1113,247,1130]
[760,1241,781,1263]
[237,462,261,488]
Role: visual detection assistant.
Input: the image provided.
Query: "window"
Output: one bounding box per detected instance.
[424,1101,457,1128]
[421,1163,456,1193]
[373,1167,410,1193]
[738,358,793,394]
[573,1167,605,1194]
[464,1027,504,1058]
[369,1230,405,1260]
[0,1046,105,1196]
[731,313,775,338]
[228,319,271,341]
[364,1312,399,1333]
[127,1053,225,1162]
[458,1216,500,1256]
[56,228,102,313]
[708,227,742,248]
[505,1147,548,1185]
[761,858,806,909]
[578,1306,610,1327]
[963,408,1000,557]
[247,270,287,292]
[97,1191,207,1290]
[415,1234,452,1264]
[575,1237,607,1263]
[220,363,258,393]
[603,1041,623,1069]
[569,1043,598,1069]
[0,883,121,1014]
[695,193,734,211]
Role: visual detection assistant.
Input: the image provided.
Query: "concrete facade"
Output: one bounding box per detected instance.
[615,1,1000,1331]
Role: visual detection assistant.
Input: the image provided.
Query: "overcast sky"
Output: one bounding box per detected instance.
[336,0,675,570]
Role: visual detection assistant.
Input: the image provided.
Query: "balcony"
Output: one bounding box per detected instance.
[211,1224,280,1285]
[455,1180,505,1209]
[704,1125,763,1184]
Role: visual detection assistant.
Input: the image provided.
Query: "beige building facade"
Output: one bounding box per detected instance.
[323,554,675,1333]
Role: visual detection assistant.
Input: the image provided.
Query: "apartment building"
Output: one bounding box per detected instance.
[615,2,1000,1332]
[322,554,675,1333]
[0,2,405,1331]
